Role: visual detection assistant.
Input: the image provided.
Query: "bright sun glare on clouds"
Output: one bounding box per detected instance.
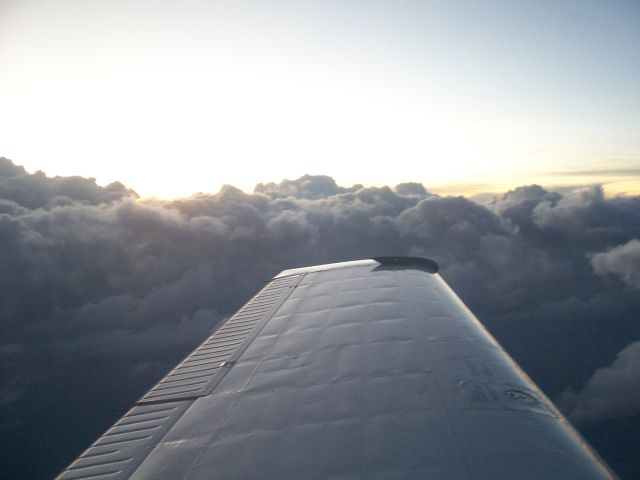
[1,0,639,198]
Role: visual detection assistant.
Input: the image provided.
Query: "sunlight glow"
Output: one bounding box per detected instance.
[1,0,638,197]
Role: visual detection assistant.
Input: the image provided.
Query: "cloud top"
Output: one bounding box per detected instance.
[1,157,639,478]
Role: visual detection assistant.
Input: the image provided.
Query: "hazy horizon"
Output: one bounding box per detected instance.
[4,155,639,200]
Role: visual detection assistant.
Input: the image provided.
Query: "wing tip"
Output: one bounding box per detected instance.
[276,256,439,278]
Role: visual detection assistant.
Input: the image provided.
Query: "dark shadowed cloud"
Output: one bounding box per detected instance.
[1,157,639,478]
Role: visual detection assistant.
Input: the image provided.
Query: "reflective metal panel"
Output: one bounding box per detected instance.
[57,258,618,480]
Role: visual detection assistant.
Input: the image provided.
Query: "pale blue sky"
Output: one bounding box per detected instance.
[1,0,638,197]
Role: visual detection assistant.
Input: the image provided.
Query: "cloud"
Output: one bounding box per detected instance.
[254,174,363,199]
[1,157,640,478]
[0,157,136,210]
[560,341,640,424]
[591,239,640,289]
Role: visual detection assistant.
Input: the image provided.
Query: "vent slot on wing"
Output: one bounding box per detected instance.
[137,274,300,404]
[56,402,190,480]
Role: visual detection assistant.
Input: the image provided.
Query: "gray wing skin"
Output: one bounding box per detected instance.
[56,257,618,480]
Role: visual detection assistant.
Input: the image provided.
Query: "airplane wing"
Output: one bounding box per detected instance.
[56,257,618,479]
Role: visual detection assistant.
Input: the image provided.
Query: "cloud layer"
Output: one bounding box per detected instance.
[1,158,639,478]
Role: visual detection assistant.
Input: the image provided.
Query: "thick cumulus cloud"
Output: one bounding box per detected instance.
[0,160,134,210]
[591,239,640,289]
[560,341,640,424]
[1,157,640,478]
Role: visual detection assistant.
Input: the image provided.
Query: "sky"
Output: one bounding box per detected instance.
[1,0,639,198]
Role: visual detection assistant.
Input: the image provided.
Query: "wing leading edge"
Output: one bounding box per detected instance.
[57,257,617,479]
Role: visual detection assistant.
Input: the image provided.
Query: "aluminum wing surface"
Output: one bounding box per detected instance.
[57,257,617,480]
